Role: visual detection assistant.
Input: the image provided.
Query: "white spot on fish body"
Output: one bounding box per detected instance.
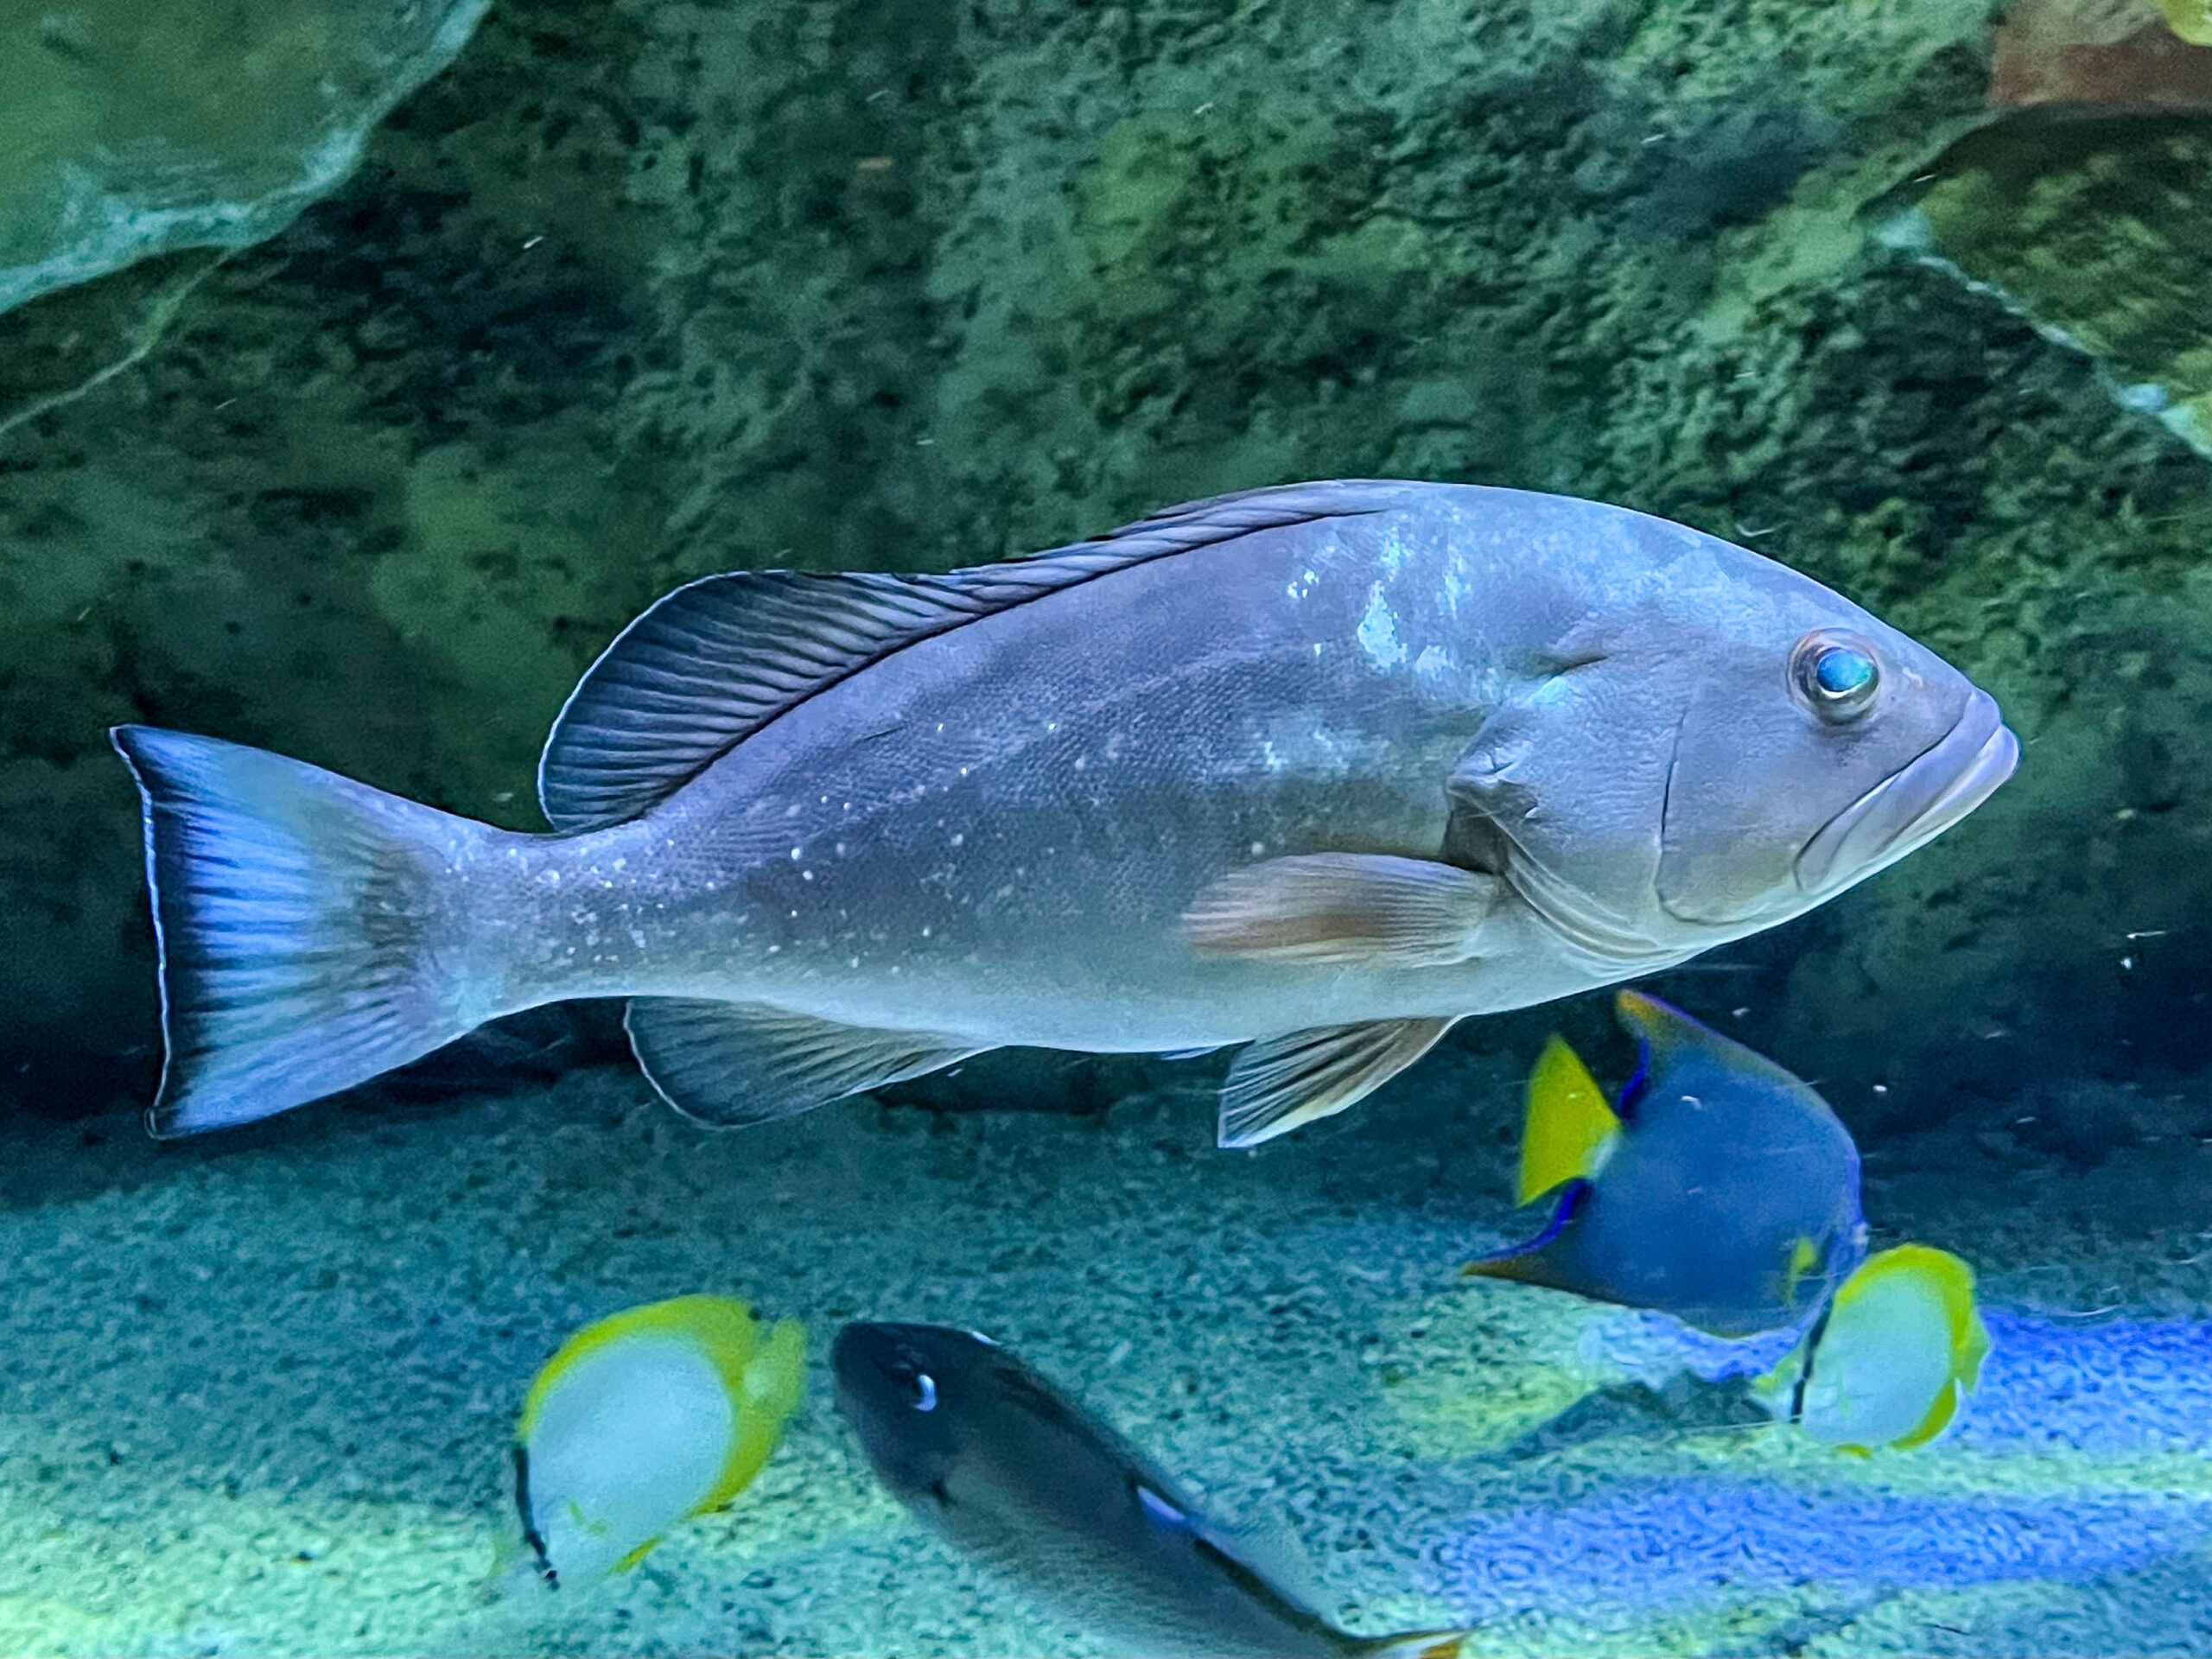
[1357,582,1406,670]
[950,833,964,848]
[1443,564,1468,615]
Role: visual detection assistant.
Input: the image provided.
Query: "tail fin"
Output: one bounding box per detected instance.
[111,726,498,1136]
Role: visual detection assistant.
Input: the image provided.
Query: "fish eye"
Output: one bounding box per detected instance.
[1789,631,1880,723]
[904,1370,938,1413]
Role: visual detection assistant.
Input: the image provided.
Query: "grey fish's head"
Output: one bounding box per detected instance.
[1450,525,2017,959]
[832,1322,998,1507]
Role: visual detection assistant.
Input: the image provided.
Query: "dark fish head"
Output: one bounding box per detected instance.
[1451,526,2015,960]
[831,1322,999,1504]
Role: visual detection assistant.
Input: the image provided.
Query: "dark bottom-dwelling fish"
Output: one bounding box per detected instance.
[111,480,2017,1145]
[1464,991,1866,1338]
[831,1322,1466,1659]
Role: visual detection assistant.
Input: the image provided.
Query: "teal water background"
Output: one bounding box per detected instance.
[1,0,2209,1653]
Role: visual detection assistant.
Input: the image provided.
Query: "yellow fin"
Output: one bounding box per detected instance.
[699,1313,807,1514]
[1780,1234,1822,1310]
[1516,1034,1620,1206]
[2160,0,2212,45]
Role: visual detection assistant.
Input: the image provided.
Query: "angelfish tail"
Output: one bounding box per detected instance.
[111,725,504,1136]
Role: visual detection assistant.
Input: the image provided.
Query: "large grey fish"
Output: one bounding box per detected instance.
[111,480,2018,1143]
[832,1321,1468,1658]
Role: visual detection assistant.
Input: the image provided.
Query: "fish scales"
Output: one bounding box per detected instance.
[506,501,1579,1040]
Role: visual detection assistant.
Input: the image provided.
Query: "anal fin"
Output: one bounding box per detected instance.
[625,999,984,1127]
[1348,1629,1472,1659]
[1217,1017,1457,1147]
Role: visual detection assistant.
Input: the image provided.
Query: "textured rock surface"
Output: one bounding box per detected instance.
[1887,117,2212,459]
[0,0,489,315]
[0,0,2205,1161]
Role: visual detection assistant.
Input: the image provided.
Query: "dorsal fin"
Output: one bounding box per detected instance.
[1516,1034,1621,1205]
[537,481,1400,830]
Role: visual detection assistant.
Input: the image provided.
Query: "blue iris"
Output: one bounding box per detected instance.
[1813,646,1875,699]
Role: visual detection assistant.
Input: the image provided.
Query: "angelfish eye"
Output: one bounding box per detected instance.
[1790,631,1880,722]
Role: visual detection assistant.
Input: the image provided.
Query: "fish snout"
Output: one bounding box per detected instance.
[1795,689,2018,894]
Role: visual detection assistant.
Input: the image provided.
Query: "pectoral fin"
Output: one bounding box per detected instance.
[1217,1017,1458,1147]
[625,998,985,1126]
[1183,855,1501,969]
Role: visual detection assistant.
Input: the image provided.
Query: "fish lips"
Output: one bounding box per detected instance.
[1795,689,2018,896]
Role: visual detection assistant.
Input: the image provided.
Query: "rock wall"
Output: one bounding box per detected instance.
[0,0,2206,1150]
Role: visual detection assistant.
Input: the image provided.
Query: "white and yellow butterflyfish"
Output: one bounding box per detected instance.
[516,1294,805,1585]
[1781,1243,1990,1454]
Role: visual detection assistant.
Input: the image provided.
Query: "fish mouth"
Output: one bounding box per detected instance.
[1795,689,2018,895]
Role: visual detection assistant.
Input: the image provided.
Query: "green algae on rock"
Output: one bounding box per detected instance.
[1880,117,2212,457]
[0,0,490,316]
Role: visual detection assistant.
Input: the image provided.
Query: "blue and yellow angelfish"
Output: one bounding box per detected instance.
[1463,990,1868,1338]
